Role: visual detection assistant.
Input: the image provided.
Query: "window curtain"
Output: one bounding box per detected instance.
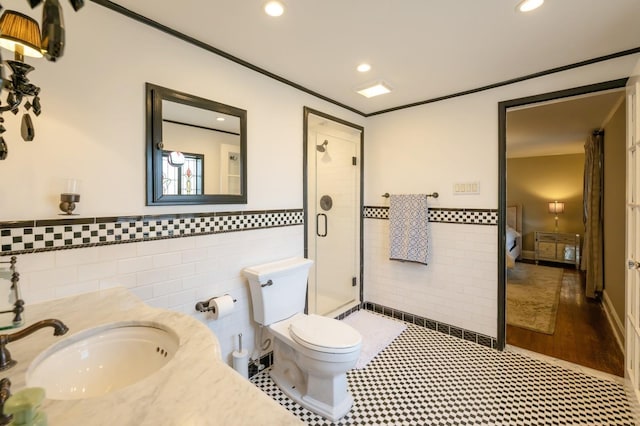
[581,131,604,298]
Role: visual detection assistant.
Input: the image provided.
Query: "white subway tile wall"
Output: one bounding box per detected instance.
[364,219,497,337]
[12,225,304,365]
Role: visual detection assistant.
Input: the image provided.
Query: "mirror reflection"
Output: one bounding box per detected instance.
[161,101,242,196]
[146,83,247,205]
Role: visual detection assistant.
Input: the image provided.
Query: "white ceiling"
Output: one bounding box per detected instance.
[506,89,626,158]
[108,0,640,115]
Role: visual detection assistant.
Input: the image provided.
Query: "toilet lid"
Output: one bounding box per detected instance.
[289,314,362,353]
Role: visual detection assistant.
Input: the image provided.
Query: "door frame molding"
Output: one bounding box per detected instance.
[303,106,365,307]
[496,78,629,350]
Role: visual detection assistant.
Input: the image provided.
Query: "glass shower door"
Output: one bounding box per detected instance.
[311,132,359,315]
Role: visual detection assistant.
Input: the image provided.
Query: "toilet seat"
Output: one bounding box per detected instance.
[289,314,361,354]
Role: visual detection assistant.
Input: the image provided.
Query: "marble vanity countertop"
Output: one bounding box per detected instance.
[3,287,302,426]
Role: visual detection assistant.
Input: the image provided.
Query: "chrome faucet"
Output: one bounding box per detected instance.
[0,319,69,371]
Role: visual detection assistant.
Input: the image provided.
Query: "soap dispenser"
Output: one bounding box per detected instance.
[3,388,46,426]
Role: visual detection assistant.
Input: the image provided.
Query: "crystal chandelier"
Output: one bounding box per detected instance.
[0,0,84,161]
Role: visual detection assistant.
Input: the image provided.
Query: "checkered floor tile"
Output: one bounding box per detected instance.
[251,321,636,425]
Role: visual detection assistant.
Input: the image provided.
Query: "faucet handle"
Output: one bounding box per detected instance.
[0,319,69,372]
[0,378,12,426]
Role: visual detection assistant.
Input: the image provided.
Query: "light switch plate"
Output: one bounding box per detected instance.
[454,182,480,195]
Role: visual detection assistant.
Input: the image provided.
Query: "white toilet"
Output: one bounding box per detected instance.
[243,257,362,422]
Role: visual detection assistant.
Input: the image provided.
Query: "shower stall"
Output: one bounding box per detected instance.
[304,108,363,317]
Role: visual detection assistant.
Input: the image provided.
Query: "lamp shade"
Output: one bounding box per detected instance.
[548,201,565,214]
[0,11,43,58]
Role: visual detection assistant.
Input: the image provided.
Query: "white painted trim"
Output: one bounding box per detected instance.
[602,289,625,353]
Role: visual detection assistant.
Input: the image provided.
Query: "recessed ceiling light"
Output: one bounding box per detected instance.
[356,82,392,98]
[357,63,371,73]
[516,0,544,12]
[216,117,225,121]
[264,1,285,17]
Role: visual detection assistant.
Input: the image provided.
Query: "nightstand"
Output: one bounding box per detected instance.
[534,231,581,268]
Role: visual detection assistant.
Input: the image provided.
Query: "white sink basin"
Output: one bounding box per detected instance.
[26,321,180,400]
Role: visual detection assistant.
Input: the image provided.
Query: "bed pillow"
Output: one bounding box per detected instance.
[506,226,521,252]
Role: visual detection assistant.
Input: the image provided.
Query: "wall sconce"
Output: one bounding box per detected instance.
[0,0,84,160]
[59,178,80,215]
[548,200,565,232]
[0,10,43,144]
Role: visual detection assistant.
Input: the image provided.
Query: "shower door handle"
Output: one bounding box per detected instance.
[316,213,327,237]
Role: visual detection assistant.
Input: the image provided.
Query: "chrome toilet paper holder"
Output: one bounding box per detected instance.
[195,295,237,313]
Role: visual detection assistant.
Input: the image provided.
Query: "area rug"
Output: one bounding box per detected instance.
[342,310,407,369]
[507,262,564,334]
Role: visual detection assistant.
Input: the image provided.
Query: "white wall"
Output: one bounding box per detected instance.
[0,3,363,365]
[0,2,364,220]
[364,54,640,339]
[365,55,640,208]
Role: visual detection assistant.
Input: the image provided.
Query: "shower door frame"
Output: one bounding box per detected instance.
[303,106,364,315]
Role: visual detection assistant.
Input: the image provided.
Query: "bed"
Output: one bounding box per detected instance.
[506,205,522,269]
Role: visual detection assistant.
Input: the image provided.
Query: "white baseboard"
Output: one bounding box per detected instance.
[602,289,625,353]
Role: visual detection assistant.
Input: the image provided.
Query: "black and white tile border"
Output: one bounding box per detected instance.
[2,205,497,255]
[363,301,497,349]
[0,209,304,256]
[364,206,498,225]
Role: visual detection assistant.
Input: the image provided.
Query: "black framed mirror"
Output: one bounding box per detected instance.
[146,83,247,205]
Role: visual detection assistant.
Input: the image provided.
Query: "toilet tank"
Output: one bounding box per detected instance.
[242,257,313,326]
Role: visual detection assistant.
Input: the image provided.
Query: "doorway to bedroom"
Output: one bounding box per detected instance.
[499,81,626,377]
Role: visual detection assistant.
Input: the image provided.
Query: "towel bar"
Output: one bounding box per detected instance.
[382,192,438,199]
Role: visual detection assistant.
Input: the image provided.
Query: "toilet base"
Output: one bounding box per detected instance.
[270,365,354,422]
[269,338,355,422]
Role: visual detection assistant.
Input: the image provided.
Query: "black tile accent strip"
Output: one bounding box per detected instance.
[362,301,497,349]
[0,209,304,256]
[0,221,36,229]
[363,205,498,225]
[334,304,362,320]
[36,217,95,227]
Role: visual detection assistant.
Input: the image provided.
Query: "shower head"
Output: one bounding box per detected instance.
[316,140,328,152]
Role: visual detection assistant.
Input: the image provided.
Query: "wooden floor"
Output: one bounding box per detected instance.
[507,262,625,377]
